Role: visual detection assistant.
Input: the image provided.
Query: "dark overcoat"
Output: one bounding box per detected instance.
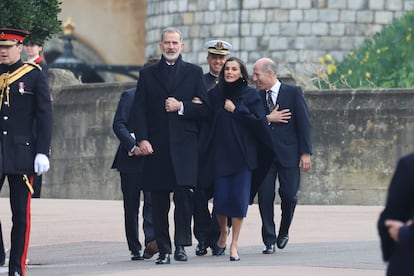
[378,152,414,276]
[132,55,208,191]
[202,84,274,200]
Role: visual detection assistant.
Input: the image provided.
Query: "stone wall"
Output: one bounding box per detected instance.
[146,0,414,75]
[3,71,410,205]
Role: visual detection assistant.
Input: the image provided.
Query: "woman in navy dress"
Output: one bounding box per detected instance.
[205,57,273,261]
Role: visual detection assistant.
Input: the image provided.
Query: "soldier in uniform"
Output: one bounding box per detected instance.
[0,28,53,276]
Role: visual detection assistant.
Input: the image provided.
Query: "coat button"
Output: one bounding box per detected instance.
[2,131,7,135]
[3,116,8,120]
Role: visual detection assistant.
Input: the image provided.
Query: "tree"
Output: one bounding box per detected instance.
[0,0,62,45]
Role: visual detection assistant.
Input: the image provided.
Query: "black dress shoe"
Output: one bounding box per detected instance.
[130,251,144,260]
[212,245,226,256]
[276,234,289,249]
[155,253,171,264]
[144,240,159,259]
[195,241,208,256]
[174,246,188,261]
[262,244,275,254]
[229,255,240,261]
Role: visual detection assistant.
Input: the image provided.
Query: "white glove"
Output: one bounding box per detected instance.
[34,153,50,175]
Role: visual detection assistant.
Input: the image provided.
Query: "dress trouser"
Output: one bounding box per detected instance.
[193,186,220,247]
[151,187,193,255]
[0,174,32,276]
[258,161,300,246]
[120,172,155,254]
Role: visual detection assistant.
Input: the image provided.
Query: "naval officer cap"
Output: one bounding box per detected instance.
[0,28,29,46]
[205,40,232,56]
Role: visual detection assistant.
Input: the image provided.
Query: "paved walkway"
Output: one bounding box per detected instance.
[0,198,387,275]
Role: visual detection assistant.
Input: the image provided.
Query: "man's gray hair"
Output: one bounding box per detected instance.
[160,27,183,42]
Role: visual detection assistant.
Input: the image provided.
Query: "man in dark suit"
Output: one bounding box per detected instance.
[252,57,312,254]
[0,28,53,276]
[111,87,157,261]
[132,27,208,264]
[378,152,414,276]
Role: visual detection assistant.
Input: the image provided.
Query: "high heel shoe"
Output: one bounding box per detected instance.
[213,245,226,256]
[229,255,240,261]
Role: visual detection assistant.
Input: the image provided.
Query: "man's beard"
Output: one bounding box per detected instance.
[162,51,180,62]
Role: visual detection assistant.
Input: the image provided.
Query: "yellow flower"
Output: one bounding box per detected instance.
[325,54,332,61]
[319,57,325,64]
[349,51,354,57]
[406,33,412,41]
[340,74,345,79]
[327,64,337,75]
[365,72,371,79]
[348,69,352,75]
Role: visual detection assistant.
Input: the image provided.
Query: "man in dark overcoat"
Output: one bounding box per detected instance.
[0,28,52,276]
[132,27,208,264]
[378,152,414,276]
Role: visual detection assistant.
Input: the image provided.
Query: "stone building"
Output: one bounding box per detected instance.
[46,0,414,82]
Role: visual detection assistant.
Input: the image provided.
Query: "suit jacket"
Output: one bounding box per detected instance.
[260,82,312,167]
[378,152,414,273]
[132,55,208,191]
[0,60,52,174]
[111,88,143,173]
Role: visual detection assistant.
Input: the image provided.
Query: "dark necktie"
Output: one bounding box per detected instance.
[267,90,275,111]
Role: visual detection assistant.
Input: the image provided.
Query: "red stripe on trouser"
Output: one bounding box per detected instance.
[20,175,33,276]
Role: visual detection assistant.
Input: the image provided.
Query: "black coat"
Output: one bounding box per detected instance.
[0,60,52,174]
[132,55,208,191]
[378,152,414,275]
[111,88,143,173]
[202,83,274,201]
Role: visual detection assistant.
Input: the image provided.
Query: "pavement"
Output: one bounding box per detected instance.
[0,198,387,275]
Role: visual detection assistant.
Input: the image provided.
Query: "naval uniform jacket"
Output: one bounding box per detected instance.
[0,60,52,175]
[132,55,208,191]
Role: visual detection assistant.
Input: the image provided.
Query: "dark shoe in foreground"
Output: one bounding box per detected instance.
[195,241,208,256]
[212,245,226,256]
[155,253,170,264]
[144,240,159,259]
[276,234,289,249]
[0,255,4,266]
[130,251,144,260]
[174,246,188,261]
[262,244,275,254]
[229,255,240,261]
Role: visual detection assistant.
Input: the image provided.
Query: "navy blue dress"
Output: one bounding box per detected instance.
[207,79,273,217]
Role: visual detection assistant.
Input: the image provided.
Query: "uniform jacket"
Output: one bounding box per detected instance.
[111,88,143,173]
[132,55,208,191]
[260,82,312,167]
[0,60,52,174]
[378,152,414,274]
[202,82,274,198]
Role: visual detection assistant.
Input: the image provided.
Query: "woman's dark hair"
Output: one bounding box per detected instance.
[217,56,250,85]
